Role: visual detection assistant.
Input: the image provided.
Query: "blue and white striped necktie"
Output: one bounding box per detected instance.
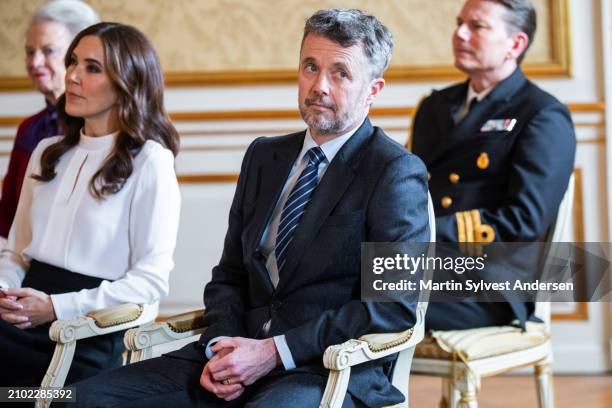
[275,146,326,272]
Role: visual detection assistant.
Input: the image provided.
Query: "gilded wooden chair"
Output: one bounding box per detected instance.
[36,301,159,408]
[410,175,575,408]
[319,192,436,408]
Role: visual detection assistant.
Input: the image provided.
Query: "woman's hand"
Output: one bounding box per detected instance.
[0,287,56,329]
[0,288,21,318]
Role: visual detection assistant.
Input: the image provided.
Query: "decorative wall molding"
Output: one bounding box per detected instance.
[177,174,238,184]
[552,303,589,320]
[0,102,604,127]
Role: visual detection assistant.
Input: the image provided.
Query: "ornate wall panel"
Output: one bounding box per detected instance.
[0,0,570,89]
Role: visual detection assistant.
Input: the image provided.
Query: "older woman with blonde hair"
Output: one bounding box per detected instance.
[0,0,99,240]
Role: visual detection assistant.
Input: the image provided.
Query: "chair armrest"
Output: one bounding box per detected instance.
[124,309,206,363]
[50,302,158,344]
[320,327,420,408]
[323,328,415,371]
[165,309,206,333]
[38,302,158,406]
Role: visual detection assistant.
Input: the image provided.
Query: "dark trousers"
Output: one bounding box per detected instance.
[425,301,516,331]
[0,260,124,387]
[63,343,365,408]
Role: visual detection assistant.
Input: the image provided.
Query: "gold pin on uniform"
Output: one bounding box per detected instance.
[476,152,489,169]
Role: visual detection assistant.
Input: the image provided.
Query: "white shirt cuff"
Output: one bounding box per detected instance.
[273,335,296,370]
[50,292,81,321]
[204,336,230,359]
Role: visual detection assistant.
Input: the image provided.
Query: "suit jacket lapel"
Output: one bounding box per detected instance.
[275,119,374,293]
[248,133,303,259]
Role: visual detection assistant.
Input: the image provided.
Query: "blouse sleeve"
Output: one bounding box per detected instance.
[50,147,181,319]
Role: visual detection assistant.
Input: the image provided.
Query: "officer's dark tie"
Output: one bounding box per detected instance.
[469,97,479,112]
[275,146,326,272]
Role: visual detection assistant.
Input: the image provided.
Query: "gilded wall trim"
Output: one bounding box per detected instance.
[551,303,589,320]
[0,102,603,127]
[0,0,571,89]
[177,174,238,183]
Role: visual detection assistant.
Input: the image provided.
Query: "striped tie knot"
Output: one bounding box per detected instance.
[307,146,326,167]
[275,146,326,273]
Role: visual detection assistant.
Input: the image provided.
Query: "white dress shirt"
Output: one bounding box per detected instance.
[258,125,359,288]
[453,82,495,123]
[0,130,181,320]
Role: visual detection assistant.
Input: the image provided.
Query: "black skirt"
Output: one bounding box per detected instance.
[0,260,124,387]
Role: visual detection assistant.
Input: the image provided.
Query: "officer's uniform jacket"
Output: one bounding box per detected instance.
[411,68,575,244]
[410,68,576,325]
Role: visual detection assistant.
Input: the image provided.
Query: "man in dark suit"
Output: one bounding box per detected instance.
[410,0,575,330]
[70,9,430,407]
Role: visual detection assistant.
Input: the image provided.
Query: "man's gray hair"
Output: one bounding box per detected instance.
[302,9,393,79]
[31,0,100,37]
[485,0,536,64]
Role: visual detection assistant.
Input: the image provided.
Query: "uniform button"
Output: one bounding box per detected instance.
[477,152,490,169]
[427,172,432,181]
[441,196,452,208]
[271,301,282,310]
[449,173,460,184]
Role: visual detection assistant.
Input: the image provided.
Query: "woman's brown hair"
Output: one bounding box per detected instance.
[34,22,180,199]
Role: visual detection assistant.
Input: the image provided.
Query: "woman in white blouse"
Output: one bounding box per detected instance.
[0,22,181,386]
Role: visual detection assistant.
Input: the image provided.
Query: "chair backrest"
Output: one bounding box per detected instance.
[535,174,575,328]
[391,192,435,395]
[413,192,436,323]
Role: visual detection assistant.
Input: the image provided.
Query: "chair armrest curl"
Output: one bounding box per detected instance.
[323,328,415,371]
[124,308,206,363]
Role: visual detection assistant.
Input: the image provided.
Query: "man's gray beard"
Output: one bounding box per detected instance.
[300,106,353,136]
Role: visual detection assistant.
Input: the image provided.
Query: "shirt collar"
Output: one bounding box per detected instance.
[298,119,364,165]
[466,82,495,104]
[78,128,119,151]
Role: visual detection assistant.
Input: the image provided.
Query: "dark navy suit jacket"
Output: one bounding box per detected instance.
[171,118,430,406]
[411,68,576,325]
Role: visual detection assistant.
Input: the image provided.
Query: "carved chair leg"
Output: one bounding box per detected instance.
[440,378,450,408]
[457,382,478,408]
[129,347,153,363]
[440,378,461,408]
[320,367,351,408]
[534,362,554,408]
[453,370,478,408]
[37,341,77,408]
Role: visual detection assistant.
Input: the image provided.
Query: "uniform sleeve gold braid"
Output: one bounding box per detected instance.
[456,212,466,243]
[464,211,480,256]
[463,211,474,243]
[469,209,482,256]
[470,210,483,257]
[470,209,495,243]
[405,93,429,151]
[470,209,481,229]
